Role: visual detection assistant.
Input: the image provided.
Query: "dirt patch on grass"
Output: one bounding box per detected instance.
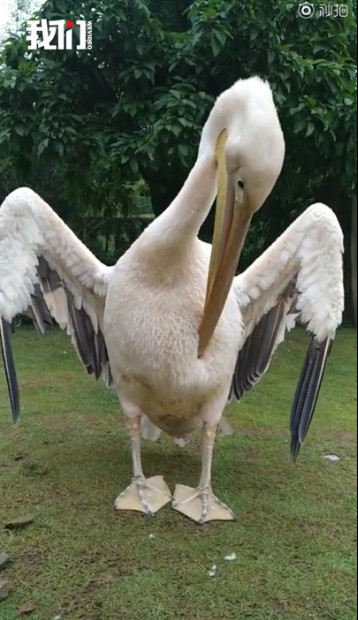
[235,425,287,440]
[20,548,46,567]
[329,429,357,450]
[14,548,48,580]
[59,568,135,619]
[37,412,118,434]
[21,461,49,477]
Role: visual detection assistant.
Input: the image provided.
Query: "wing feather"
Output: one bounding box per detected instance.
[0,188,114,421]
[230,203,344,456]
[0,318,20,421]
[290,337,332,460]
[28,285,53,332]
[230,297,287,400]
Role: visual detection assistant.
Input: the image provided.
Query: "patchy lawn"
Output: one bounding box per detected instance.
[0,327,356,620]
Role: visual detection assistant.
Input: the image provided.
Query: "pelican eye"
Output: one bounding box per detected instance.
[237,180,244,190]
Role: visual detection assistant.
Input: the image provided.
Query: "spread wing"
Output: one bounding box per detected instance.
[230,203,344,459]
[0,187,114,422]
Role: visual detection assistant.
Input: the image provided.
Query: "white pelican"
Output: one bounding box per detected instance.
[0,77,344,523]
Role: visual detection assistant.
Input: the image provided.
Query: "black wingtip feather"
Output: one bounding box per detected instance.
[290,438,301,462]
[230,300,286,402]
[0,318,20,422]
[290,337,332,460]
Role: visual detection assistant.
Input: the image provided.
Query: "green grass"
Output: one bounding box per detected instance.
[0,327,356,620]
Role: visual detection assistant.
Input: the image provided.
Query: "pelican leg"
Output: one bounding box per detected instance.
[114,416,171,515]
[173,422,234,523]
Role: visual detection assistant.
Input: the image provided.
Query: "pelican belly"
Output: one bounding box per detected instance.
[103,240,242,436]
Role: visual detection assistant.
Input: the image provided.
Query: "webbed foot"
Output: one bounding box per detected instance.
[172,483,234,523]
[115,475,171,516]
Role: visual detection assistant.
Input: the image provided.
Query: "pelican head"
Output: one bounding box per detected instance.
[198,77,285,356]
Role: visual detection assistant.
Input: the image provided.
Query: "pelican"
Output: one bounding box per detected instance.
[0,77,344,523]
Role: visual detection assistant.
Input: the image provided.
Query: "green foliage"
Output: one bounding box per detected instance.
[0,0,356,263]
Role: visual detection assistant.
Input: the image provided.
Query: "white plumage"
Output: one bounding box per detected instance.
[0,76,344,523]
[234,203,344,344]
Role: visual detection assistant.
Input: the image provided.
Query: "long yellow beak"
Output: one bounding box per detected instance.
[198,131,252,357]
